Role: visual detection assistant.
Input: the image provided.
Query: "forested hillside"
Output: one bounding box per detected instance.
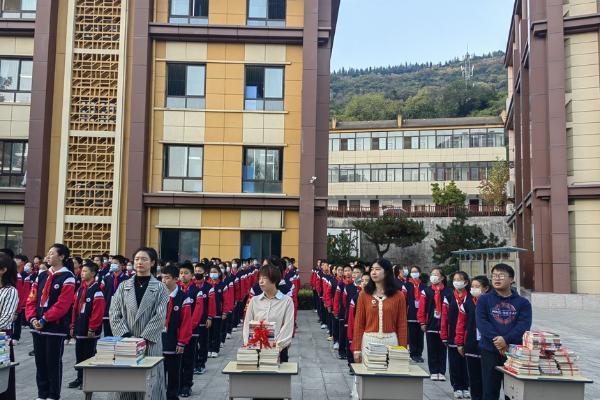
[330,51,508,121]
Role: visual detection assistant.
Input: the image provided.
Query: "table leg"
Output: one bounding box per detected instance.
[84,392,93,400]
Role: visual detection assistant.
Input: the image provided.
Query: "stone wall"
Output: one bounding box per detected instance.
[328,216,512,270]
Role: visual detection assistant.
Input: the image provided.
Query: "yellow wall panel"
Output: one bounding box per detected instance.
[224,145,242,161]
[226,0,246,24]
[207,43,227,60]
[220,230,240,245]
[225,113,243,129]
[283,178,300,196]
[201,210,221,227]
[222,160,242,177]
[220,210,241,227]
[220,245,240,261]
[201,245,220,259]
[221,176,241,192]
[206,78,226,95]
[282,228,299,248]
[284,211,299,229]
[225,94,243,110]
[225,44,245,61]
[225,64,244,80]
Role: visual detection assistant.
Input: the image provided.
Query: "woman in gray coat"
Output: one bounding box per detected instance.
[109,247,169,400]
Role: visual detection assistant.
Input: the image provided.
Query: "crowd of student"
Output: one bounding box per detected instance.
[0,243,301,400]
[310,258,532,400]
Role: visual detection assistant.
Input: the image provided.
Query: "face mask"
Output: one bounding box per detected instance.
[209,273,219,280]
[453,281,466,290]
[40,266,48,272]
[354,278,362,285]
[403,269,409,276]
[220,268,225,274]
[126,264,133,271]
[470,288,482,297]
[226,267,231,273]
[232,263,238,269]
[410,272,420,280]
[24,265,32,274]
[195,273,203,280]
[109,264,120,273]
[430,275,440,285]
[156,267,162,274]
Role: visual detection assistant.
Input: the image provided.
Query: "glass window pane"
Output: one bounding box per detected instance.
[248,0,267,18]
[268,0,285,19]
[10,142,22,172]
[264,68,283,99]
[19,61,32,91]
[5,226,22,254]
[160,229,180,263]
[167,146,187,177]
[167,64,186,97]
[194,0,209,16]
[183,179,202,192]
[22,0,37,11]
[186,65,205,96]
[166,97,186,108]
[0,60,19,91]
[2,144,11,173]
[245,66,264,99]
[178,231,199,262]
[188,147,203,177]
[171,0,190,15]
[163,178,183,191]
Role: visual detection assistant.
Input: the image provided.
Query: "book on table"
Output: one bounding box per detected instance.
[95,336,122,364]
[387,345,410,373]
[114,337,146,365]
[259,347,280,371]
[236,347,259,370]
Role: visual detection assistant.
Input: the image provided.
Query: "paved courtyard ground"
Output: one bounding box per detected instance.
[13,307,600,399]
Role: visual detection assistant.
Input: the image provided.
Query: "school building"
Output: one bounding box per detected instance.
[0,0,339,282]
[505,0,600,294]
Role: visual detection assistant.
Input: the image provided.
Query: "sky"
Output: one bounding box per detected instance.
[331,0,515,71]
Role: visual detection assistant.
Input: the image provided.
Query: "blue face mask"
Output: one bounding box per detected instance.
[109,264,120,273]
[410,272,420,279]
[209,273,219,280]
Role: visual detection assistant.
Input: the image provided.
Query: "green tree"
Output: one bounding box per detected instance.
[431,181,467,207]
[327,230,358,265]
[341,93,402,121]
[399,87,439,119]
[352,215,428,258]
[479,160,510,206]
[431,214,506,270]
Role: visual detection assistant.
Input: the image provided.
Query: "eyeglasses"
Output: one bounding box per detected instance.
[491,274,507,280]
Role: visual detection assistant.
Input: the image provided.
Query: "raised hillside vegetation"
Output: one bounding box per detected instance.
[331,51,508,121]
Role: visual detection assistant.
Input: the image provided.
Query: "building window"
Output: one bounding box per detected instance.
[339,133,355,151]
[469,129,487,148]
[328,165,339,183]
[419,163,433,182]
[163,145,203,192]
[403,164,419,182]
[169,0,208,24]
[241,231,282,260]
[0,0,36,19]
[355,165,370,182]
[245,66,284,111]
[0,58,32,103]
[387,164,403,182]
[0,140,27,187]
[370,164,387,182]
[166,63,206,109]
[403,132,419,149]
[355,133,371,151]
[243,147,282,193]
[0,225,22,254]
[339,165,355,183]
[371,132,387,150]
[452,129,469,148]
[247,0,285,27]
[436,130,453,149]
[160,229,200,263]
[419,131,436,149]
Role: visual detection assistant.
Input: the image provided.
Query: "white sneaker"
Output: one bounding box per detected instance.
[462,390,471,399]
[314,309,317,313]
[11,340,17,346]
[430,374,437,380]
[454,390,463,399]
[333,342,339,350]
[232,327,237,332]
[213,352,219,358]
[320,324,327,329]
[438,374,446,381]
[226,333,232,339]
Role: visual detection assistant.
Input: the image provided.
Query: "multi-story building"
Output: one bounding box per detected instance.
[0,0,338,282]
[506,0,600,294]
[328,116,507,213]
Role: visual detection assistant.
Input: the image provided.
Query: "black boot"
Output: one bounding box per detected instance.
[67,378,81,389]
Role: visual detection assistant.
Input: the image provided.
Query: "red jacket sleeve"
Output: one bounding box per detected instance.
[25,280,38,322]
[347,300,356,352]
[455,304,467,346]
[207,288,216,319]
[440,297,449,341]
[191,291,206,328]
[16,276,26,311]
[323,280,332,308]
[316,276,322,294]
[89,291,105,332]
[177,298,193,346]
[417,290,428,325]
[227,282,235,312]
[43,277,76,323]
[333,286,341,317]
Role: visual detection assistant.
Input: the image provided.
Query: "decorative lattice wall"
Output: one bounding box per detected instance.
[57,0,127,257]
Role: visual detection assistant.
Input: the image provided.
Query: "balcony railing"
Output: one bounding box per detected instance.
[327,205,506,219]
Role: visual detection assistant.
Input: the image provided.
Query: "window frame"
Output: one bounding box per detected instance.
[159,228,200,263]
[0,57,32,103]
[0,140,27,188]
[240,230,282,260]
[168,0,209,24]
[244,65,285,111]
[246,0,286,27]
[242,146,283,193]
[162,144,204,192]
[165,62,206,109]
[0,0,36,19]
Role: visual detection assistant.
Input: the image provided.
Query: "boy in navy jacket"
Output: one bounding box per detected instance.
[68,261,105,389]
[177,261,199,397]
[476,263,531,400]
[162,264,192,400]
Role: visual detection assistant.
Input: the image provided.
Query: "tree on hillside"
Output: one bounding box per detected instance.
[431,214,506,270]
[352,215,427,258]
[327,230,358,265]
[479,160,510,206]
[399,87,439,119]
[341,93,402,121]
[431,181,467,207]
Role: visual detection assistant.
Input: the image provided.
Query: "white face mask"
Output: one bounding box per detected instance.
[410,272,420,280]
[226,267,231,273]
[453,281,466,290]
[403,269,409,276]
[24,264,32,274]
[430,275,440,285]
[126,264,133,271]
[232,263,238,269]
[470,287,482,297]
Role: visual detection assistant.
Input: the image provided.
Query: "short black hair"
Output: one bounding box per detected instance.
[179,261,194,274]
[410,265,422,273]
[472,275,490,289]
[352,264,365,273]
[0,253,16,287]
[0,248,14,258]
[82,260,98,275]
[14,254,28,263]
[73,256,83,266]
[162,264,179,279]
[112,255,127,265]
[491,263,515,279]
[259,264,282,285]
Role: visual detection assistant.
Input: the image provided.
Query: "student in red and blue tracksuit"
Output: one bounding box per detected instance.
[177,261,200,397]
[25,244,76,400]
[334,265,353,358]
[68,260,105,389]
[221,265,235,344]
[455,275,490,400]
[441,271,471,398]
[417,267,451,381]
[402,266,427,363]
[193,263,211,374]
[162,264,192,400]
[206,266,226,358]
[101,256,128,337]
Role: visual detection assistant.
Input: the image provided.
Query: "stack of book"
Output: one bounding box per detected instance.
[114,337,146,365]
[0,332,10,366]
[363,343,388,371]
[553,348,580,376]
[503,345,540,376]
[523,330,581,376]
[95,336,122,364]
[387,346,410,373]
[258,348,280,371]
[539,358,561,375]
[523,331,562,352]
[236,347,259,370]
[248,321,276,349]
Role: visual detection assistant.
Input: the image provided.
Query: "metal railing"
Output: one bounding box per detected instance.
[327,205,506,218]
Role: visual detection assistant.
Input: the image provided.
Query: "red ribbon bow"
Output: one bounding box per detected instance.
[247,320,272,349]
